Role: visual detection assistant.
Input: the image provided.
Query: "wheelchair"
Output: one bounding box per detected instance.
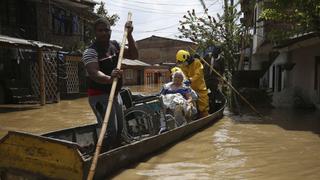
[119,88,175,142]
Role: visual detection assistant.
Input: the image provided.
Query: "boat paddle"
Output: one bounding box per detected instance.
[189,47,264,118]
[87,12,132,180]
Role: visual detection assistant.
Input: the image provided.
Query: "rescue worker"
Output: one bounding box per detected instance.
[203,46,224,113]
[176,50,209,118]
[203,46,224,91]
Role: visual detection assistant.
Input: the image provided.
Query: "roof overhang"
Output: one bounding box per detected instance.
[122,59,151,67]
[0,35,62,50]
[274,32,320,52]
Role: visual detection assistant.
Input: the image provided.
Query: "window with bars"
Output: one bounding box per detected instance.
[125,69,134,80]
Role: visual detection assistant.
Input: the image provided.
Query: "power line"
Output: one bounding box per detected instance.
[118,0,202,6]
[112,23,180,33]
[107,0,201,15]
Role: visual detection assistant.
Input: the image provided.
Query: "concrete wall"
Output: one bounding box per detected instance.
[290,44,320,105]
[269,43,320,108]
[251,53,268,70]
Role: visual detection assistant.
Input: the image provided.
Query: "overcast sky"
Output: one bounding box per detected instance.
[103,0,225,41]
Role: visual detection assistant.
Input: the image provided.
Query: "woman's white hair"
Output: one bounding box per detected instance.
[172,71,186,81]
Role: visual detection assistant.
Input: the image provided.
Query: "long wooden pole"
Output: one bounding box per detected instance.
[189,47,263,118]
[87,12,132,180]
[201,58,263,118]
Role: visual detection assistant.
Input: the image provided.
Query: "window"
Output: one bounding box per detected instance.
[51,7,79,35]
[315,57,320,90]
[272,65,275,92]
[277,65,282,92]
[125,69,134,80]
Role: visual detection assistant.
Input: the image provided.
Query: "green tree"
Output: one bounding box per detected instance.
[84,1,120,45]
[260,0,320,42]
[179,0,249,109]
[96,1,119,26]
[178,2,245,72]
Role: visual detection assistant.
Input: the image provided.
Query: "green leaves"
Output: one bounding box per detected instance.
[178,2,247,72]
[96,1,119,26]
[260,0,320,43]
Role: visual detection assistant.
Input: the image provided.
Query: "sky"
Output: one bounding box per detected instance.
[102,0,225,41]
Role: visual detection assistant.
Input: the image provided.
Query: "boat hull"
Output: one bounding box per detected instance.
[85,108,224,179]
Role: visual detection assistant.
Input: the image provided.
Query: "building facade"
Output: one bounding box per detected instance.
[136,36,197,85]
[0,0,98,104]
[240,0,320,109]
[136,35,197,65]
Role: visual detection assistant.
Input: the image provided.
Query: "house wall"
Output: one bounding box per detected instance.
[268,43,320,108]
[36,1,85,50]
[291,44,320,105]
[0,0,38,40]
[137,37,197,65]
[251,54,268,70]
[144,68,170,85]
[123,68,138,85]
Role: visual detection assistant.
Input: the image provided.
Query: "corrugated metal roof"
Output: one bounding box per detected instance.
[122,59,151,66]
[82,0,98,4]
[0,35,62,49]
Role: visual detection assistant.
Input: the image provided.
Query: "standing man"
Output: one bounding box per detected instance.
[203,46,224,91]
[82,18,138,150]
[176,50,209,118]
[203,46,224,112]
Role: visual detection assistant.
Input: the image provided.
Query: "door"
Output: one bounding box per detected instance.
[317,61,320,102]
[315,57,320,102]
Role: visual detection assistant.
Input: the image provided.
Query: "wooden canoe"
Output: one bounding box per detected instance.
[0,94,226,180]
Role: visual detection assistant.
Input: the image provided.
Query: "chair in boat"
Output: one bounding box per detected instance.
[119,88,175,142]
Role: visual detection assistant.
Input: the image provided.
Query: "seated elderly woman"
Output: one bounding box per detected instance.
[160,71,197,127]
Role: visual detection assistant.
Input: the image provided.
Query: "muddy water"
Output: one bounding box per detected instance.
[1,84,320,179]
[0,84,161,138]
[113,109,320,180]
[0,98,95,138]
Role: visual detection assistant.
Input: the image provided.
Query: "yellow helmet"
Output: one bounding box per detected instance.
[170,67,182,74]
[176,50,190,63]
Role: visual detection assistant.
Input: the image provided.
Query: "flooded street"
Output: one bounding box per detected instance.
[0,98,96,138]
[0,84,161,138]
[113,109,320,180]
[0,84,320,179]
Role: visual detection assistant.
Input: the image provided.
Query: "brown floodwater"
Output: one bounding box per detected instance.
[0,84,320,179]
[0,84,161,138]
[113,109,320,180]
